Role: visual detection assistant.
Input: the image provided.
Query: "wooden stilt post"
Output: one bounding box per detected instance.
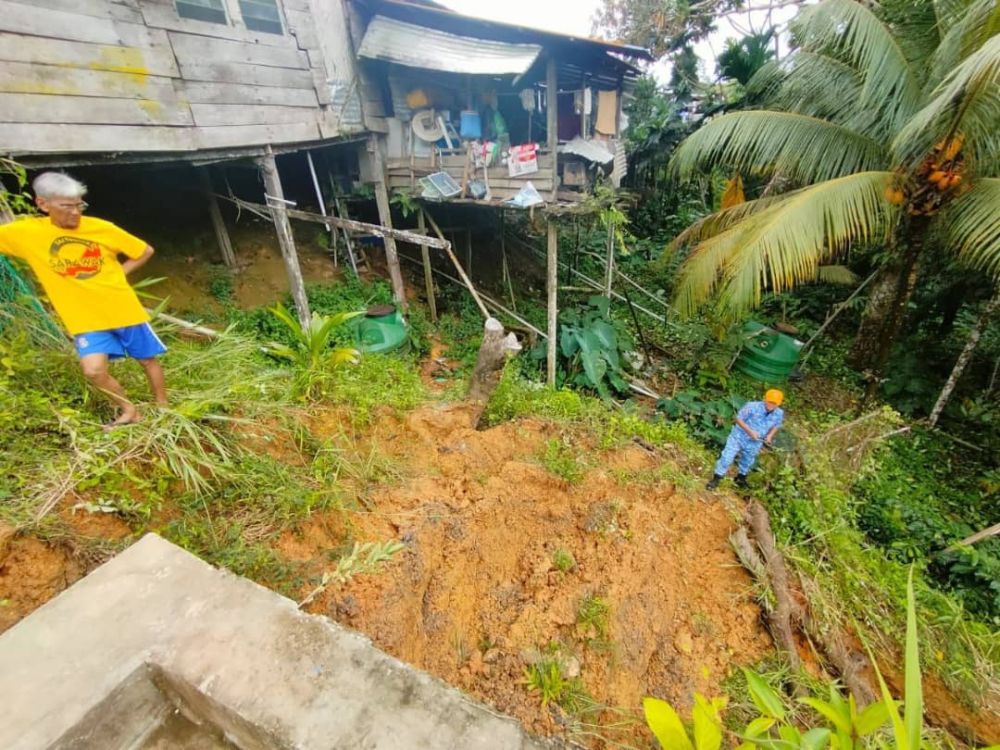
[257,147,310,329]
[465,229,473,278]
[199,167,236,268]
[546,216,558,387]
[546,55,559,201]
[367,135,408,310]
[500,209,516,311]
[418,210,437,322]
[604,219,614,297]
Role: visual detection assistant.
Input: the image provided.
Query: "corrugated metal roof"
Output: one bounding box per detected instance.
[559,137,614,164]
[367,0,654,62]
[357,15,542,75]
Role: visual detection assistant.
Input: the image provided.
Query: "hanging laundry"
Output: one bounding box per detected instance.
[595,90,618,135]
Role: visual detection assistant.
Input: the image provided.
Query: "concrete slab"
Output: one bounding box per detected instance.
[0,534,562,750]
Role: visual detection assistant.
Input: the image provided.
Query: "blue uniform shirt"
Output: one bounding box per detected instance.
[736,401,784,440]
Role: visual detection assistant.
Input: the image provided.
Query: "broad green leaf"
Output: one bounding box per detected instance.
[643,697,694,750]
[903,567,923,749]
[579,350,607,391]
[743,669,786,720]
[868,646,909,750]
[692,693,724,750]
[778,725,801,745]
[855,701,891,736]
[560,328,579,357]
[745,717,777,738]
[590,320,618,350]
[800,728,832,750]
[800,698,851,735]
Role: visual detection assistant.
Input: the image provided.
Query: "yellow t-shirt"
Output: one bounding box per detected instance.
[0,216,150,335]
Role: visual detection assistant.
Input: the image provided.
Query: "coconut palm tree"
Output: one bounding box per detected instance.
[668,0,1000,401]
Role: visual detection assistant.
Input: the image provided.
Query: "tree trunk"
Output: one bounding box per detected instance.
[468,317,522,428]
[848,266,905,369]
[859,217,929,408]
[928,292,999,427]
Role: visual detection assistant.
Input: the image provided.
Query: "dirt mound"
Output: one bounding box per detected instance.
[0,505,132,634]
[295,403,772,742]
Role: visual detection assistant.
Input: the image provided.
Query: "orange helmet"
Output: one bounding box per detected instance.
[764,389,784,406]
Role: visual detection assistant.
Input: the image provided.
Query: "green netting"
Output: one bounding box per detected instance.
[0,255,60,336]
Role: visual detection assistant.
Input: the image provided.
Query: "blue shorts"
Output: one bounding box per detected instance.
[73,322,167,361]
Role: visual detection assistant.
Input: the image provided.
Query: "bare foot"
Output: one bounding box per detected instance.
[103,409,140,431]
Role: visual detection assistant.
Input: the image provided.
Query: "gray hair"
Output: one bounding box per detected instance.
[33,172,87,199]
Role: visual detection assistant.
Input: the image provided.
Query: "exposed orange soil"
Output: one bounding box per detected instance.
[286,403,773,742]
[2,395,996,744]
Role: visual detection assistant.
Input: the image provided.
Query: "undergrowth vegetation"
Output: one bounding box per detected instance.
[0,294,426,595]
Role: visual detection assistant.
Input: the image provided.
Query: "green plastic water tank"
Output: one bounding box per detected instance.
[734,320,803,383]
[349,304,409,354]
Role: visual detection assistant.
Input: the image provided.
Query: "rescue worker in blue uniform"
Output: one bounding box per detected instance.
[707,389,785,490]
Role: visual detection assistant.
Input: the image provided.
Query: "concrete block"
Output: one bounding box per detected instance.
[0,534,562,750]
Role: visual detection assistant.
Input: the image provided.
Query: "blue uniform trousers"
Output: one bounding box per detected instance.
[714,427,764,477]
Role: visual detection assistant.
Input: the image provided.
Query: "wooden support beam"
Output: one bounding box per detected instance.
[199,167,236,268]
[256,149,310,329]
[367,135,408,310]
[546,55,559,201]
[421,207,490,319]
[227,197,453,251]
[418,210,437,322]
[546,217,558,387]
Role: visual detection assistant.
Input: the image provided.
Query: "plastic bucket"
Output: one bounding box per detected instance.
[459,110,482,139]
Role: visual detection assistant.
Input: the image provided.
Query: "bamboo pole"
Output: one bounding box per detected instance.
[420,207,490,318]
[546,217,558,386]
[199,167,236,268]
[417,210,437,322]
[603,220,614,297]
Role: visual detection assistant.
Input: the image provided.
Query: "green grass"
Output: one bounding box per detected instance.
[0,315,414,595]
[523,657,592,714]
[552,547,576,573]
[540,437,586,484]
[576,593,612,649]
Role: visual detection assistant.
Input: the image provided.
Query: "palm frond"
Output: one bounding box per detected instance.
[894,34,1000,170]
[877,0,946,76]
[927,0,999,88]
[938,177,1000,276]
[792,0,924,129]
[669,194,788,250]
[817,265,860,285]
[670,111,887,185]
[761,51,887,139]
[674,172,897,318]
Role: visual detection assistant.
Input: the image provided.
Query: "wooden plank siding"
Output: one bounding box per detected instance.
[385,152,557,202]
[0,0,360,158]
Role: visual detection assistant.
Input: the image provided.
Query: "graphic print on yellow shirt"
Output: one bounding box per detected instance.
[0,216,150,335]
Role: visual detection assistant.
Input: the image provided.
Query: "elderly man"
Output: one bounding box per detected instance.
[707,389,785,489]
[0,172,166,427]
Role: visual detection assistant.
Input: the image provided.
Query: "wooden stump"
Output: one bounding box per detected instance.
[468,317,521,427]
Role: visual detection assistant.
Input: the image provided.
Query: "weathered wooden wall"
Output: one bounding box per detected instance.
[0,0,365,157]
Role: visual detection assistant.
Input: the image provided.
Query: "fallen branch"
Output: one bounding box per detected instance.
[943,521,1000,553]
[747,501,802,680]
